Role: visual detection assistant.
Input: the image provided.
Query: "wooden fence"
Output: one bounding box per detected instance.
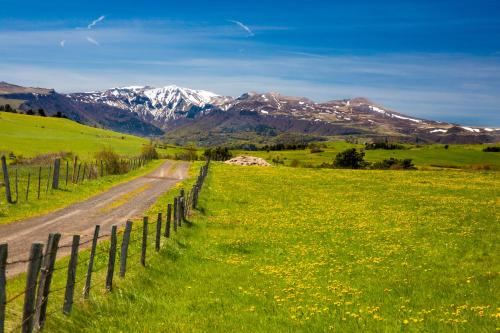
[0,155,152,205]
[0,160,210,332]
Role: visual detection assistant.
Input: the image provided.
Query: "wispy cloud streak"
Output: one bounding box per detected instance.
[228,20,254,36]
[85,36,99,46]
[88,15,105,29]
[59,39,66,47]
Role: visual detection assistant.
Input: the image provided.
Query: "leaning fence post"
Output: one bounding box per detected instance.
[35,233,61,330]
[0,243,7,333]
[141,217,148,266]
[106,226,117,291]
[83,225,100,299]
[0,156,12,204]
[22,242,43,333]
[155,213,162,252]
[63,235,80,315]
[52,158,60,190]
[120,221,133,278]
[165,204,171,238]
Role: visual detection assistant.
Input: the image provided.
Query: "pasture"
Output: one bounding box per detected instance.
[233,142,500,169]
[38,163,499,332]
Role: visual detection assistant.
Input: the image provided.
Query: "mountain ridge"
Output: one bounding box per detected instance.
[0,82,498,144]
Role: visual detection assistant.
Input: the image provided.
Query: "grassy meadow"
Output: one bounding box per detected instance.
[32,163,499,332]
[234,141,500,169]
[0,111,151,158]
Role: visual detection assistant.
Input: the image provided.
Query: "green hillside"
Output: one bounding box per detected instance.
[0,111,149,158]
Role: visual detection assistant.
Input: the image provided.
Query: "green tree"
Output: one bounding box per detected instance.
[333,148,366,169]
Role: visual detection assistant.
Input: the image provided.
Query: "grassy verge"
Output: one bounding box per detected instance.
[28,164,499,332]
[0,160,163,225]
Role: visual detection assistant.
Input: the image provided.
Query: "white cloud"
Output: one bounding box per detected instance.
[87,15,105,29]
[228,20,254,37]
[85,36,99,46]
[60,40,66,47]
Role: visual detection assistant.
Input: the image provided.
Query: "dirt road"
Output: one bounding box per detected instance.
[0,160,189,276]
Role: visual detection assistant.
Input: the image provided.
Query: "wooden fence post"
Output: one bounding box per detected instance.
[174,197,178,232]
[22,242,43,333]
[76,163,81,184]
[14,168,18,203]
[106,226,117,291]
[165,204,171,238]
[83,225,100,299]
[72,156,77,183]
[1,156,12,204]
[63,235,80,315]
[45,166,51,195]
[155,213,162,252]
[0,243,7,333]
[35,233,61,330]
[119,221,133,278]
[141,217,148,266]
[52,158,60,190]
[65,160,69,187]
[82,164,87,182]
[37,167,41,200]
[25,172,31,201]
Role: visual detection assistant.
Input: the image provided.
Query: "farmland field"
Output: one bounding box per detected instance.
[38,163,499,332]
[234,142,500,169]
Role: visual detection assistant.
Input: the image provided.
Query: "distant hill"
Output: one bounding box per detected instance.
[0,111,150,158]
[1,82,498,144]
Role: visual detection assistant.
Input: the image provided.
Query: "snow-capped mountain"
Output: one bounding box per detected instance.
[1,81,498,143]
[70,85,232,125]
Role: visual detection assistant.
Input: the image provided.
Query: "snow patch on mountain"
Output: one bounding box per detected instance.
[70,85,224,125]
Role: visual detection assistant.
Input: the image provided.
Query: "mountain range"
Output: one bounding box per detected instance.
[1,81,498,145]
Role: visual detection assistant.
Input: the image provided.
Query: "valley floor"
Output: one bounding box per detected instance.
[39,164,499,332]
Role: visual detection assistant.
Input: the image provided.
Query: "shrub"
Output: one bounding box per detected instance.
[371,158,416,170]
[290,159,300,167]
[175,146,198,161]
[140,144,159,160]
[95,148,129,174]
[333,148,366,169]
[483,146,500,152]
[38,108,46,117]
[204,147,233,161]
[309,143,324,153]
[365,142,405,150]
[272,156,285,165]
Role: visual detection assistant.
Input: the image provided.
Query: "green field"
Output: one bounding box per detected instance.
[234,142,500,169]
[0,111,150,158]
[26,163,498,332]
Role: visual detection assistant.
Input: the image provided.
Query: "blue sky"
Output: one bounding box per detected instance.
[0,0,499,126]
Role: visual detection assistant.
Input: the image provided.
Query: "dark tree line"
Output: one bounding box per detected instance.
[203,147,233,161]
